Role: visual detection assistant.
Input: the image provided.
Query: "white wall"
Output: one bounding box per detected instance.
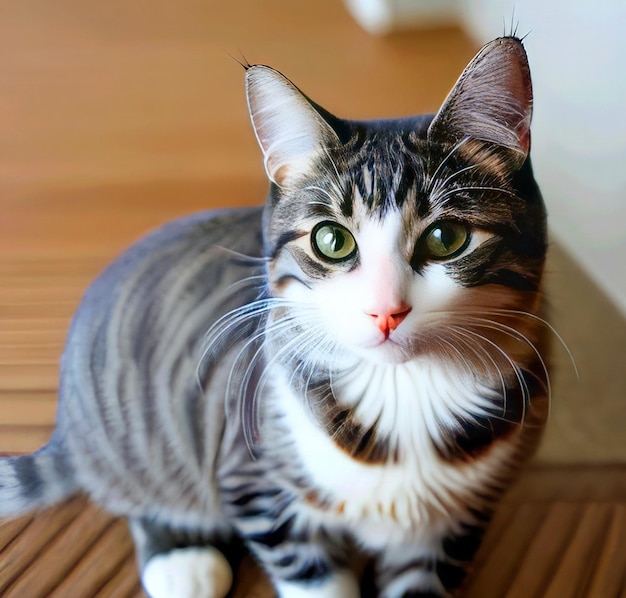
[461,0,626,316]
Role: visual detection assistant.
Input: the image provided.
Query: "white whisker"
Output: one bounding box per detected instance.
[450,325,529,426]
[236,313,310,447]
[440,333,508,404]
[426,136,471,194]
[224,274,268,296]
[315,145,349,205]
[303,185,336,205]
[212,245,270,264]
[463,316,552,412]
[479,308,578,380]
[434,185,521,209]
[428,164,479,203]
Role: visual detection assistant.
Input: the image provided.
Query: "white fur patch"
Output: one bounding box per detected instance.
[274,569,359,598]
[142,546,232,598]
[301,214,416,357]
[272,359,515,548]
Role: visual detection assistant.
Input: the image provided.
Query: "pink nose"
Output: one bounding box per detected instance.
[368,305,412,337]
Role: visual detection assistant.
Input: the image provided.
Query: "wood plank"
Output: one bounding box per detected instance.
[48,518,136,597]
[505,465,626,502]
[0,397,57,426]
[587,504,626,597]
[0,364,59,391]
[0,497,86,593]
[6,503,114,597]
[0,427,54,454]
[504,502,582,598]
[0,512,35,551]
[97,557,147,598]
[463,503,550,598]
[543,503,617,598]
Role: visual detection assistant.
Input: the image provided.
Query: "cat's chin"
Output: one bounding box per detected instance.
[353,339,414,365]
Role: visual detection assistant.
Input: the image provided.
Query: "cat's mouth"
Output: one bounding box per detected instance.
[356,325,445,365]
[359,335,414,365]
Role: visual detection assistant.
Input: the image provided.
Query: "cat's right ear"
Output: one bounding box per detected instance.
[245,65,339,186]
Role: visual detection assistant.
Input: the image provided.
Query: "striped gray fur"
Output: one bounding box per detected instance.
[0,37,552,598]
[57,208,268,525]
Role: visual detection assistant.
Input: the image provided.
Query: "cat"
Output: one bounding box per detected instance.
[0,36,549,597]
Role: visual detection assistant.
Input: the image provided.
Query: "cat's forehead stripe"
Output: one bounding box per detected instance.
[361,164,373,197]
[341,138,424,217]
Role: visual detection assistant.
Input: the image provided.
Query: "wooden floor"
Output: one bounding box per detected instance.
[1,466,625,597]
[1,0,625,596]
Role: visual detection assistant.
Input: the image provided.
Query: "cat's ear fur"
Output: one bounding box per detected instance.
[428,37,533,167]
[246,65,339,186]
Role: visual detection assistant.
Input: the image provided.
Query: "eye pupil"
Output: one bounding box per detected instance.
[434,227,455,250]
[425,222,469,259]
[323,230,344,252]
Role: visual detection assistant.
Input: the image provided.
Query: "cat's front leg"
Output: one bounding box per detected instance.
[274,569,360,598]
[245,533,359,598]
[239,512,358,598]
[375,521,487,598]
[377,550,454,598]
[229,476,359,598]
[129,517,234,598]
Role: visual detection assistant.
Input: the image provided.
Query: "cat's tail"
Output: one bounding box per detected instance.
[0,443,78,518]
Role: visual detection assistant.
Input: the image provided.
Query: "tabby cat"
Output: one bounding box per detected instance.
[0,37,549,597]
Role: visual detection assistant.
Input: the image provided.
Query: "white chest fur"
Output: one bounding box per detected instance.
[270,359,515,548]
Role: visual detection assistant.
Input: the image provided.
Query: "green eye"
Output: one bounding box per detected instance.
[312,222,357,262]
[424,222,470,259]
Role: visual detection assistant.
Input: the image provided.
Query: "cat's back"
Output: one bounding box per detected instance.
[53,207,264,517]
[64,207,264,344]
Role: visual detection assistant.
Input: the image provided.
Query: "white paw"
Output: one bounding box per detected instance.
[142,546,233,598]
[275,569,360,598]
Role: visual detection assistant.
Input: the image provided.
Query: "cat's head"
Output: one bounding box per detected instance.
[245,37,547,370]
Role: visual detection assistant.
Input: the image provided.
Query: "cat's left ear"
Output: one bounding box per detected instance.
[245,65,340,186]
[428,37,533,167]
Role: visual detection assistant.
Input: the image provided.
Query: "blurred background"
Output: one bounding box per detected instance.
[0,0,624,469]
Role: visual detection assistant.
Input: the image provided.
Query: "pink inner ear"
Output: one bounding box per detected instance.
[504,48,533,154]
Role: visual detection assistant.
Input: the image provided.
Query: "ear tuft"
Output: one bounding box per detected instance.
[428,37,533,165]
[245,66,338,185]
